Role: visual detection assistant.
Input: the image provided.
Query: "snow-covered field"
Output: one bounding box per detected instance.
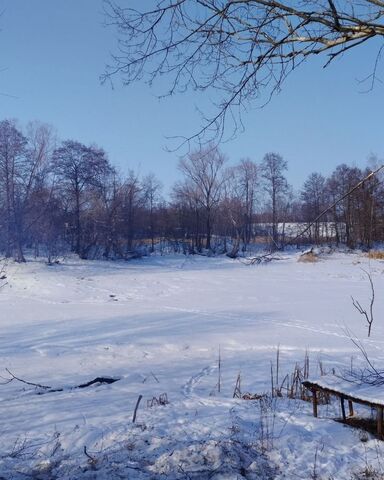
[1,251,384,479]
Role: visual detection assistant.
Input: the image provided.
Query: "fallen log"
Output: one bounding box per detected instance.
[77,377,119,389]
[4,368,120,394]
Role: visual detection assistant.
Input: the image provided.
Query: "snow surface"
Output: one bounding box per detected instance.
[1,251,384,478]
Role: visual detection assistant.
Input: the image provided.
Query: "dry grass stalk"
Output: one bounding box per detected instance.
[367,250,384,260]
[271,349,329,403]
[233,373,242,398]
[298,251,318,263]
[237,349,330,403]
[147,393,169,408]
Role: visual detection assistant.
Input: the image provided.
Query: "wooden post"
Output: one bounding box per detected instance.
[132,394,143,423]
[340,396,346,421]
[377,407,383,438]
[348,400,354,417]
[312,388,318,418]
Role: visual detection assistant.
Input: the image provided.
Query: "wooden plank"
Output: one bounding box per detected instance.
[312,388,318,418]
[340,396,346,421]
[302,381,384,439]
[377,407,383,437]
[302,381,384,410]
[348,400,354,417]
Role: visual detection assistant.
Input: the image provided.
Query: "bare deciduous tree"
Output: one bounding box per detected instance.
[0,120,28,260]
[172,180,204,252]
[260,152,289,249]
[142,173,163,252]
[179,145,227,250]
[220,158,258,256]
[301,173,328,244]
[51,141,112,257]
[20,122,56,261]
[97,171,124,259]
[104,0,384,141]
[327,164,363,247]
[121,170,144,254]
[232,159,258,247]
[0,120,57,262]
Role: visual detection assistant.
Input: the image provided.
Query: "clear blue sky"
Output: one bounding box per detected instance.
[1,0,383,195]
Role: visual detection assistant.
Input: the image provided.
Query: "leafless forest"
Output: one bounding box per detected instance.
[0,118,382,263]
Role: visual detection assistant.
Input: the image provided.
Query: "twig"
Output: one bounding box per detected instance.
[0,374,13,385]
[84,446,97,463]
[132,395,143,423]
[341,328,384,385]
[5,368,51,390]
[150,371,159,383]
[351,269,375,337]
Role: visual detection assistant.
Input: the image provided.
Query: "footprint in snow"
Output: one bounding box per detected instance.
[183,364,217,398]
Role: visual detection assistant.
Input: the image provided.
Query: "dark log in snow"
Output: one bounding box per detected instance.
[4,369,120,394]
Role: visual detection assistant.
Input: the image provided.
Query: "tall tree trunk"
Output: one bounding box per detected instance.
[206,208,211,250]
[75,187,81,255]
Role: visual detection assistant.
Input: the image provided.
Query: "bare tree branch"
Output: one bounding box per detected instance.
[341,327,384,385]
[351,268,375,337]
[5,368,51,390]
[103,0,384,143]
[3,369,120,394]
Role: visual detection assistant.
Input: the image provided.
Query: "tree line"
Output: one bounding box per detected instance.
[0,118,382,263]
